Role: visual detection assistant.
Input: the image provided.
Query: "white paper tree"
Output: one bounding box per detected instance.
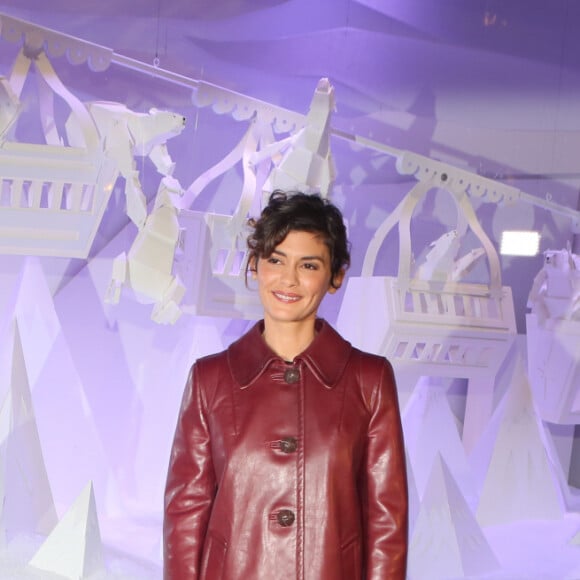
[0,321,57,541]
[28,481,105,579]
[476,355,564,525]
[408,453,499,579]
[403,377,478,508]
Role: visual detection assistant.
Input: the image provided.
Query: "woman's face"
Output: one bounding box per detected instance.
[253,230,343,328]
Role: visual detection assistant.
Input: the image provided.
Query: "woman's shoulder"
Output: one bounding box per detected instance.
[192,348,228,373]
[350,345,393,370]
[347,346,396,390]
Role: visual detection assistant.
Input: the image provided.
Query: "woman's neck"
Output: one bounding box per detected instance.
[262,319,317,362]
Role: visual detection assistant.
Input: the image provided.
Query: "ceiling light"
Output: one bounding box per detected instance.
[500,231,541,256]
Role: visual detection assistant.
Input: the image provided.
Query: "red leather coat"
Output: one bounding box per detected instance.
[164,319,408,579]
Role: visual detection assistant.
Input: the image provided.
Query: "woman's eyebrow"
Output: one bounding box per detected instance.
[271,249,324,262]
[300,255,325,261]
[270,249,326,261]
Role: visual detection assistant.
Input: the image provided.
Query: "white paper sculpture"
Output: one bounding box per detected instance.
[414,230,487,283]
[176,119,268,320]
[174,79,337,321]
[337,175,517,450]
[403,378,477,508]
[528,247,580,324]
[0,321,57,541]
[476,355,564,525]
[65,101,186,230]
[338,178,516,377]
[0,257,114,524]
[0,66,21,143]
[2,257,61,388]
[0,44,185,259]
[261,77,336,199]
[413,229,461,281]
[0,48,119,258]
[28,481,105,579]
[105,175,186,324]
[408,454,499,580]
[526,247,580,424]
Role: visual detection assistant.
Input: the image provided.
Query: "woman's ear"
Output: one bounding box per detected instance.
[248,255,258,278]
[328,268,345,294]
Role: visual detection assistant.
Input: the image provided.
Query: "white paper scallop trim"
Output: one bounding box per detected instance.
[0,14,113,72]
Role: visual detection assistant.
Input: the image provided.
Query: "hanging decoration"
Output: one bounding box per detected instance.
[260,77,336,199]
[526,246,580,424]
[0,48,117,258]
[172,78,338,321]
[0,11,579,330]
[175,117,271,320]
[338,171,517,379]
[65,102,186,231]
[105,175,187,324]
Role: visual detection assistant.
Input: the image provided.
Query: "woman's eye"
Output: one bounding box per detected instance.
[267,257,281,264]
[303,263,318,270]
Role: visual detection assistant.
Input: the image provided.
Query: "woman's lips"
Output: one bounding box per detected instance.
[272,291,301,303]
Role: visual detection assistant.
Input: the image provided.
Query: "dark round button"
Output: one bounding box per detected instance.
[280,437,297,453]
[284,368,300,384]
[277,509,295,527]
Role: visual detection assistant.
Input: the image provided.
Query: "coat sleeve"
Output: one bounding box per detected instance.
[363,358,408,580]
[164,362,216,579]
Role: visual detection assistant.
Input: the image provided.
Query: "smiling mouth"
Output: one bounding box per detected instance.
[273,291,301,303]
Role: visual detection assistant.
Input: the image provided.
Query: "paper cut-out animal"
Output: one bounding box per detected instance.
[528,247,580,323]
[413,231,489,284]
[414,230,461,281]
[260,77,336,199]
[65,102,186,229]
[450,247,486,282]
[105,175,186,324]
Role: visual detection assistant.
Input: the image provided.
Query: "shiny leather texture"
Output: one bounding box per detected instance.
[164,319,408,579]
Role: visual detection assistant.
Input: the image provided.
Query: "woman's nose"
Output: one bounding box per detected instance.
[280,265,298,286]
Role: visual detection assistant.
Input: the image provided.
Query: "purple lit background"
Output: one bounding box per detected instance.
[0,1,579,578]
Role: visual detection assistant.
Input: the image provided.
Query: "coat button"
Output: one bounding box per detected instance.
[280,437,297,453]
[284,368,300,384]
[277,509,295,527]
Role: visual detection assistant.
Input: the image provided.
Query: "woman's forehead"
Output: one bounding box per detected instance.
[271,230,329,257]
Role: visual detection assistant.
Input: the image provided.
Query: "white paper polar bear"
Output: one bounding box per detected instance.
[105,175,186,324]
[65,102,186,229]
[528,247,580,324]
[259,77,336,199]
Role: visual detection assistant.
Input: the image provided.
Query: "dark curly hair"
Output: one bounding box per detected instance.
[246,190,351,288]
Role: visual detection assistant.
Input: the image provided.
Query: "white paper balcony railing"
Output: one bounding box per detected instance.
[176,208,263,320]
[0,142,116,257]
[175,119,264,320]
[337,171,517,382]
[3,12,580,240]
[0,48,116,258]
[2,12,579,328]
[0,42,186,260]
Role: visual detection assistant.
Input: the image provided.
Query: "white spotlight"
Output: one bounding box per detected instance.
[500,230,541,256]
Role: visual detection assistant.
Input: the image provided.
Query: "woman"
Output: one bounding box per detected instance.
[164,191,408,579]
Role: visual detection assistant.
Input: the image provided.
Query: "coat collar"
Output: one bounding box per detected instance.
[227,319,352,390]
